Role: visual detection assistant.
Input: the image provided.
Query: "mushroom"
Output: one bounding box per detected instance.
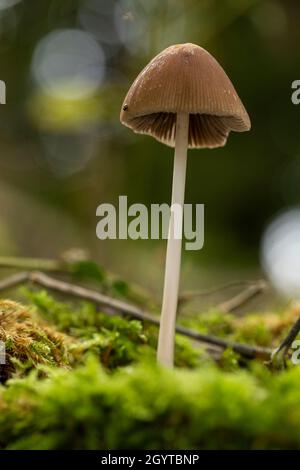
[120,43,251,367]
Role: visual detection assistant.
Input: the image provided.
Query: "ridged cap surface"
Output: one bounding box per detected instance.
[120,43,251,148]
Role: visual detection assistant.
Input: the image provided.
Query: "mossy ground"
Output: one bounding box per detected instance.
[0,281,300,450]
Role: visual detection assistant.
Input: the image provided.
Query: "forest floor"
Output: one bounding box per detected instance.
[0,258,300,450]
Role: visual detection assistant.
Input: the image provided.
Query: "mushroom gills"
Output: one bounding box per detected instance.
[130,112,245,148]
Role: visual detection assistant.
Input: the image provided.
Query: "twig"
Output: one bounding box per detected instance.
[0,255,157,309]
[0,256,64,272]
[0,272,29,291]
[218,280,268,313]
[271,315,300,366]
[0,271,271,360]
[0,257,268,310]
[179,279,266,304]
[278,317,300,352]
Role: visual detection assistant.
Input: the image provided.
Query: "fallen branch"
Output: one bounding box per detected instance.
[179,279,266,304]
[271,306,300,366]
[0,257,268,312]
[0,256,64,272]
[0,271,271,360]
[218,280,268,313]
[0,255,157,309]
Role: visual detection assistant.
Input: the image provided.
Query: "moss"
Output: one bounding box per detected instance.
[0,300,71,381]
[182,309,234,337]
[1,290,300,449]
[1,358,300,449]
[233,305,300,346]
[182,306,300,348]
[25,289,209,370]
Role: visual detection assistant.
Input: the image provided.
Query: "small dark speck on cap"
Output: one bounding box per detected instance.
[123,104,128,111]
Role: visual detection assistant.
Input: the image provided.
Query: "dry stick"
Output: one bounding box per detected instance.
[0,256,64,272]
[0,256,268,311]
[0,256,158,309]
[272,317,300,359]
[179,279,267,304]
[0,271,271,360]
[218,281,268,313]
[0,272,29,291]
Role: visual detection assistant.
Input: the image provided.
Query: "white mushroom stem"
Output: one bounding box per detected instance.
[157,112,189,367]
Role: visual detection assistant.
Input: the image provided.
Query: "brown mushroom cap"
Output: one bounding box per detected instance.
[120,43,251,149]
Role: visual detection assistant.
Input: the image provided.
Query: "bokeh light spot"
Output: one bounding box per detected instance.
[31,28,106,100]
[261,208,300,298]
[0,0,21,11]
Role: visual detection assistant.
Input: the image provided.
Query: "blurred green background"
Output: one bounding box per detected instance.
[0,0,299,300]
